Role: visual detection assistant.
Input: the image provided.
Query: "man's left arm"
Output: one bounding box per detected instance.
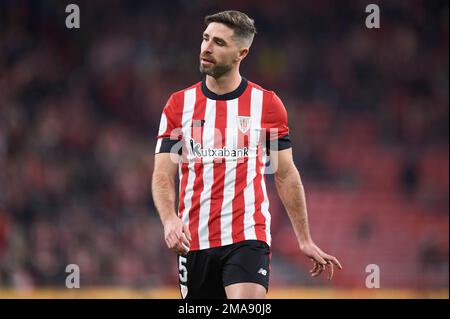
[271,147,343,280]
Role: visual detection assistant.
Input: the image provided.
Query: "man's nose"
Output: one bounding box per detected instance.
[202,41,213,54]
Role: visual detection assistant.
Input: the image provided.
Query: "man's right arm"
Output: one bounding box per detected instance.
[152,153,191,255]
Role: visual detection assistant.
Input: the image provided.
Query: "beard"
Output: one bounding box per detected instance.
[199,60,232,79]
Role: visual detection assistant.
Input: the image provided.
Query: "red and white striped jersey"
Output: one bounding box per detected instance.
[155,78,291,251]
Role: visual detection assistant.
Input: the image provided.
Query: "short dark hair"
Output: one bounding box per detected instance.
[204,10,257,48]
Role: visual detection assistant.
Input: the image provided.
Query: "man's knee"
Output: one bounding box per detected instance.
[225,282,267,299]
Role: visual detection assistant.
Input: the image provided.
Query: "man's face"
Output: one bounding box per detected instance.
[199,22,242,78]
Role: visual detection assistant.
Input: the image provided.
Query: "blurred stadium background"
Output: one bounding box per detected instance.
[0,0,448,298]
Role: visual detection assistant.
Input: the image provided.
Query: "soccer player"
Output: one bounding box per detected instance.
[152,10,342,299]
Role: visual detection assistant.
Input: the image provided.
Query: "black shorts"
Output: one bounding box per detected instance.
[177,240,271,299]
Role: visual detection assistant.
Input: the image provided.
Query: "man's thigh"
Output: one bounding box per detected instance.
[222,240,271,296]
[178,250,226,299]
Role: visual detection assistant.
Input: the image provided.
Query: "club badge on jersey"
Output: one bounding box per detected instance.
[237,116,252,134]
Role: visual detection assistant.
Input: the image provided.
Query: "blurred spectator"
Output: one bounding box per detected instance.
[400,155,419,197]
[418,235,448,274]
[355,215,376,243]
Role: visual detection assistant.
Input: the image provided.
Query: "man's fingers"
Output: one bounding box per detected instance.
[173,231,188,249]
[178,246,188,255]
[165,221,191,255]
[309,253,327,278]
[175,229,183,241]
[313,253,327,266]
[183,224,192,241]
[175,228,191,247]
[179,233,190,248]
[181,238,190,249]
[167,232,185,252]
[311,263,324,277]
[326,261,334,281]
[306,247,341,279]
[331,256,343,270]
[164,235,171,248]
[173,241,189,255]
[170,233,180,248]
[166,235,176,249]
[323,254,342,270]
[310,262,319,274]
[175,229,190,253]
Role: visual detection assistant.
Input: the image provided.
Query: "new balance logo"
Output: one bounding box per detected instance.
[258,268,267,276]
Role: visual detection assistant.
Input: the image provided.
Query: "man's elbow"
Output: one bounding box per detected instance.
[151,170,175,191]
[274,162,297,184]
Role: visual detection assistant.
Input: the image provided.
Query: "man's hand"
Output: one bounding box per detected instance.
[271,148,342,281]
[300,241,343,281]
[152,153,191,255]
[163,215,192,255]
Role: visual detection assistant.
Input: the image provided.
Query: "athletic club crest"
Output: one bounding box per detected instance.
[237,116,252,134]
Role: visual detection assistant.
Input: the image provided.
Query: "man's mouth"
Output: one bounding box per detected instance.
[201,57,215,65]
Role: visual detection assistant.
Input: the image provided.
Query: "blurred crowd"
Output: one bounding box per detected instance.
[0,0,448,289]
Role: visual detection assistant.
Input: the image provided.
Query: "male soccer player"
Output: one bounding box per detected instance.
[152,10,342,299]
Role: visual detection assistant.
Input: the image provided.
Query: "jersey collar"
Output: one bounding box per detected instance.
[201,77,248,101]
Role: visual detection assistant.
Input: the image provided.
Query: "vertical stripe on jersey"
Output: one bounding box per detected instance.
[252,140,268,243]
[178,162,188,218]
[155,138,162,154]
[220,98,238,246]
[232,90,252,243]
[257,90,273,245]
[197,98,216,249]
[260,151,272,246]
[179,88,196,234]
[232,89,251,243]
[187,91,207,251]
[177,92,188,220]
[243,88,263,240]
[208,100,227,247]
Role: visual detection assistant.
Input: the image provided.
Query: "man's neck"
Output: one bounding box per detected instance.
[205,70,242,96]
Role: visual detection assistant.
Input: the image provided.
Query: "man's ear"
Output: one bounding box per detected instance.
[236,48,249,62]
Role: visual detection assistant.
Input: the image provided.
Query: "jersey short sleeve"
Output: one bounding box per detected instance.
[155,94,182,154]
[265,92,292,151]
